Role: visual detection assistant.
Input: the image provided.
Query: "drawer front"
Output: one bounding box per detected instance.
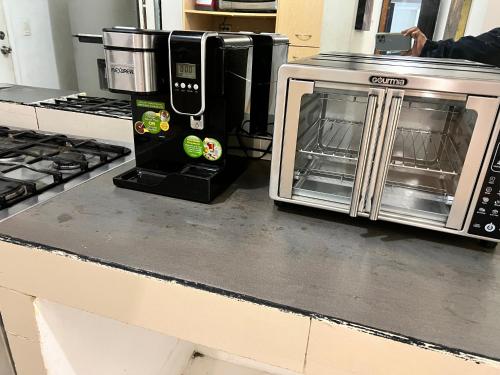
[288,46,320,61]
[277,0,324,47]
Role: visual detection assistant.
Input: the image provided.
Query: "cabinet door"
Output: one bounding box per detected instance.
[288,46,320,61]
[276,0,324,47]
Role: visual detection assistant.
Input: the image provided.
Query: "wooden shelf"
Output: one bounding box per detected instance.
[185,9,277,18]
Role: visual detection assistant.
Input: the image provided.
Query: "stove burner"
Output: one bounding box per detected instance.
[0,152,24,163]
[0,127,131,210]
[38,95,132,119]
[0,180,27,203]
[52,151,88,170]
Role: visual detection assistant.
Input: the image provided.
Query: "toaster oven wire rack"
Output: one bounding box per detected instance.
[294,167,450,198]
[297,117,462,176]
[293,159,454,220]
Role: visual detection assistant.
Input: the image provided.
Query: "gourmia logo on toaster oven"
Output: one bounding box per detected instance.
[110,64,135,75]
[370,76,408,86]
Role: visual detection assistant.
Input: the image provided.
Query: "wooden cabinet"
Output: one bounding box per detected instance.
[182,0,324,61]
[288,46,320,61]
[275,0,324,48]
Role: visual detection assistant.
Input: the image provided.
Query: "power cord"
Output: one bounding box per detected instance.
[230,120,273,160]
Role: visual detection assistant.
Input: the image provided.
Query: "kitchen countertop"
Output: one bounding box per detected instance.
[0,84,79,104]
[0,161,499,360]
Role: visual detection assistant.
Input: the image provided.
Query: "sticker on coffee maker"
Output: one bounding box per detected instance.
[142,111,161,134]
[160,122,170,132]
[160,110,171,122]
[203,138,222,161]
[136,100,165,110]
[134,121,145,134]
[159,110,170,132]
[183,135,204,158]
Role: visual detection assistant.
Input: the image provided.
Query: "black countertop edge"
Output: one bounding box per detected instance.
[0,232,497,364]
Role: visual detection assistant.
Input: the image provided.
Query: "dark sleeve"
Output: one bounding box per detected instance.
[420,37,487,60]
[420,29,500,67]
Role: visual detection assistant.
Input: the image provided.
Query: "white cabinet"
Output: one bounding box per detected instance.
[0,316,15,375]
[36,299,302,375]
[35,107,133,143]
[0,102,38,130]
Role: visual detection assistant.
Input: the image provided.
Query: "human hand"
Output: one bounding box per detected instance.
[402,27,428,56]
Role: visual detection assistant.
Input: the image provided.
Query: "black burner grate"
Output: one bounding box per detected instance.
[37,95,132,119]
[0,127,131,209]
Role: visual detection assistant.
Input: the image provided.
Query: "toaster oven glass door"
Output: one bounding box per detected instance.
[279,80,499,230]
[367,90,499,229]
[279,80,385,215]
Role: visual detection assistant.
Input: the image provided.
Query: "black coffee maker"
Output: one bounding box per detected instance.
[103,28,253,203]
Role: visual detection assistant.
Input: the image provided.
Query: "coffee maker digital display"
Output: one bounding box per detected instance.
[176,63,196,79]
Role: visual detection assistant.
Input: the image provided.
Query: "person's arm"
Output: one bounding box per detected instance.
[401,27,495,65]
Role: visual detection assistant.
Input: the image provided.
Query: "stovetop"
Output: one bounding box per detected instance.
[36,95,132,119]
[0,127,132,221]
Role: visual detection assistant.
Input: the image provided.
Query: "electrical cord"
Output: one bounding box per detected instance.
[231,120,273,160]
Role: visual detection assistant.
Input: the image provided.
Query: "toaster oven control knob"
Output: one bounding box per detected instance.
[181,82,186,89]
[175,82,179,88]
[194,84,199,90]
[187,84,192,89]
[485,223,496,233]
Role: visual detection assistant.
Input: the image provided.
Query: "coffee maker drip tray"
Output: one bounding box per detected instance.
[113,158,247,203]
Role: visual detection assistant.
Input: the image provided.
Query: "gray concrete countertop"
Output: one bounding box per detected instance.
[0,161,499,359]
[0,85,79,104]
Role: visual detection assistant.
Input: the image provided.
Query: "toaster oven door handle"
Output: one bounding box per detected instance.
[350,89,385,217]
[369,91,404,221]
[278,79,315,199]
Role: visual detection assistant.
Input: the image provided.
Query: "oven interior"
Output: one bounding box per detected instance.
[291,86,478,226]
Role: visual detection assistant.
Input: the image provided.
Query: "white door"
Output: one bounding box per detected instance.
[0,0,15,84]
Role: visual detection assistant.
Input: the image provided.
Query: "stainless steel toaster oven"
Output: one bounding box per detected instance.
[270,53,500,242]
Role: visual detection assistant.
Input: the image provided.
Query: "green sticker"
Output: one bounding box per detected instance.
[142,111,161,134]
[183,136,204,158]
[203,138,223,161]
[136,100,165,110]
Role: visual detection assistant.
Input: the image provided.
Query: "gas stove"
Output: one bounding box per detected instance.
[36,95,132,119]
[33,95,133,144]
[0,127,132,221]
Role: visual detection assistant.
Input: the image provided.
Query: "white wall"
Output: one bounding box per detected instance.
[68,0,137,97]
[161,0,183,30]
[433,0,451,40]
[479,1,500,32]
[320,0,384,54]
[465,0,499,36]
[47,0,78,90]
